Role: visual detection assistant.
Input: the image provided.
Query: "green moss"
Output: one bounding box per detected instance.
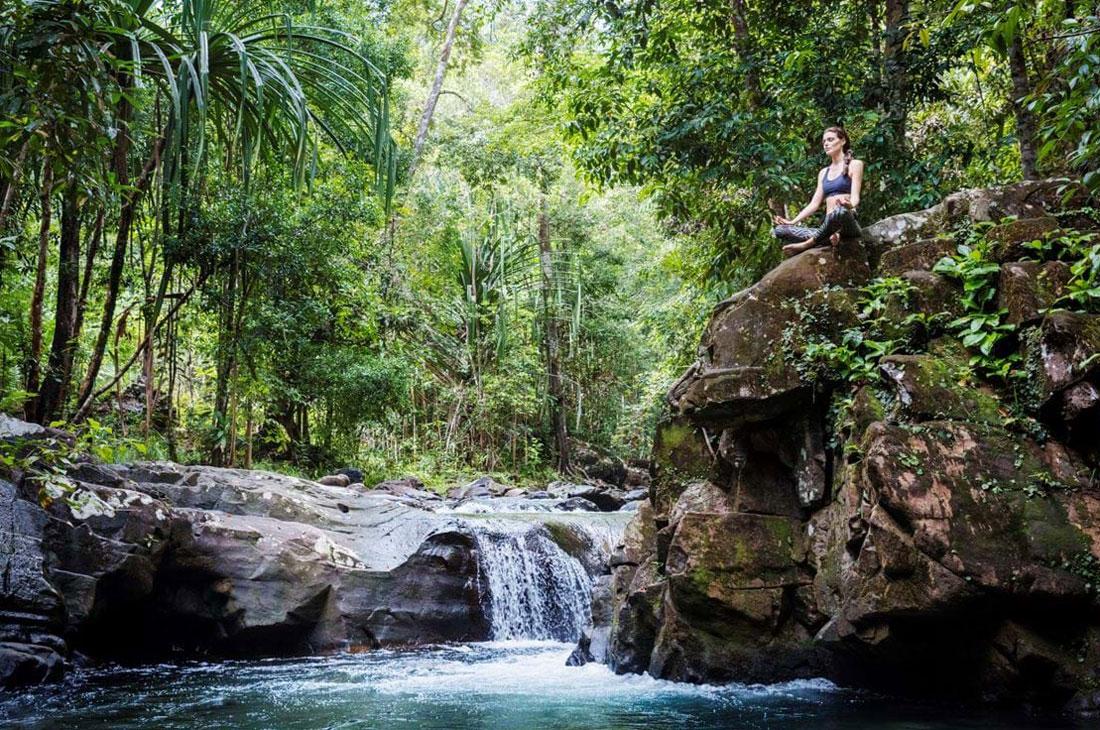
[543,520,590,560]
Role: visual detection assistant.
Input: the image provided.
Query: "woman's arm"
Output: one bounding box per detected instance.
[847,159,864,209]
[788,169,826,224]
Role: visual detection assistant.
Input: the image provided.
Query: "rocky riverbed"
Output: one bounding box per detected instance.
[1,424,635,687]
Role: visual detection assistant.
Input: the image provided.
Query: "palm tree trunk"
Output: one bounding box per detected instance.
[537,193,570,473]
[25,163,54,421]
[1008,35,1039,179]
[408,0,472,179]
[36,179,82,423]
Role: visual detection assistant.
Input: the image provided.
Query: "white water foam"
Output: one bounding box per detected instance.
[471,523,593,641]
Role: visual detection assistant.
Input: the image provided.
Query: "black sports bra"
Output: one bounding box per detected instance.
[822,168,851,198]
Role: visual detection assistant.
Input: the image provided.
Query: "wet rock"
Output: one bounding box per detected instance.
[556,497,600,512]
[623,488,649,502]
[567,485,626,512]
[453,475,512,498]
[565,634,594,666]
[525,491,553,500]
[0,642,65,688]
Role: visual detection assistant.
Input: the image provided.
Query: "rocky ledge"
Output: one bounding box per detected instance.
[0,428,624,688]
[587,179,1100,712]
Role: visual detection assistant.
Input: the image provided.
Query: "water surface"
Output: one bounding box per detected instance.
[2,641,1096,729]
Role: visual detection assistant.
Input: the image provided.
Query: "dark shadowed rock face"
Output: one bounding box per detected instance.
[605,180,1100,712]
[1,460,494,683]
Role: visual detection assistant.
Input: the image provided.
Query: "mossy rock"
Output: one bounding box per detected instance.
[986,216,1061,263]
[878,351,1002,425]
[862,420,1092,600]
[673,248,869,427]
[1019,312,1100,412]
[877,238,957,277]
[998,261,1073,326]
[650,417,715,518]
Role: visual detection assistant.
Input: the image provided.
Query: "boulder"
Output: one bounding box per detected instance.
[986,216,1061,262]
[334,467,364,484]
[624,466,651,488]
[675,248,869,427]
[0,642,65,688]
[1020,312,1100,411]
[556,497,600,512]
[450,475,509,499]
[877,238,957,277]
[601,180,1100,711]
[878,349,1002,424]
[998,261,1072,325]
[0,454,511,680]
[318,473,351,487]
[571,441,628,486]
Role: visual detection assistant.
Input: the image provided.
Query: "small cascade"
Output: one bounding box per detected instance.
[470,522,599,642]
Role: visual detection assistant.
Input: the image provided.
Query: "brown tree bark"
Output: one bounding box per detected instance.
[729,0,762,110]
[884,0,910,143]
[24,163,54,421]
[36,180,82,423]
[1008,35,1040,179]
[408,0,471,179]
[211,246,240,467]
[537,192,570,473]
[75,137,164,410]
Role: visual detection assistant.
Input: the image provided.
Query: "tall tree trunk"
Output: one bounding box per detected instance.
[74,209,104,346]
[36,180,82,423]
[883,0,909,144]
[408,0,471,179]
[537,193,570,473]
[1008,35,1039,179]
[76,138,164,410]
[0,139,31,289]
[729,0,762,110]
[25,163,54,421]
[211,247,240,466]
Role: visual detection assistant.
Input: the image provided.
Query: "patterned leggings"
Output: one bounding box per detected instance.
[772,206,862,246]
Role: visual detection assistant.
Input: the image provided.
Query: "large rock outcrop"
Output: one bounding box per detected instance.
[602,179,1100,711]
[0,457,495,687]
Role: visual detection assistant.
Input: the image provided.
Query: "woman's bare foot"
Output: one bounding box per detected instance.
[782,238,816,256]
[830,231,840,251]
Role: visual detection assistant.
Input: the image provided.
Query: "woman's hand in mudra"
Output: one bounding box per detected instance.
[772,214,792,225]
[833,195,853,208]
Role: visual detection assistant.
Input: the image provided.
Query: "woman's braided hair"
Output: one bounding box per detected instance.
[825,126,853,177]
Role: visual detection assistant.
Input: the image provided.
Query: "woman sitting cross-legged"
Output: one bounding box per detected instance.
[772,126,864,256]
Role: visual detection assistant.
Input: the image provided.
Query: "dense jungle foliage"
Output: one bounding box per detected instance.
[1,0,1097,485]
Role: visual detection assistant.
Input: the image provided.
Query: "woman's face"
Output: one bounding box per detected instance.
[822,132,844,155]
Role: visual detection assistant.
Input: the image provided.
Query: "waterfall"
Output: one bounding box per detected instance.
[470,521,599,642]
